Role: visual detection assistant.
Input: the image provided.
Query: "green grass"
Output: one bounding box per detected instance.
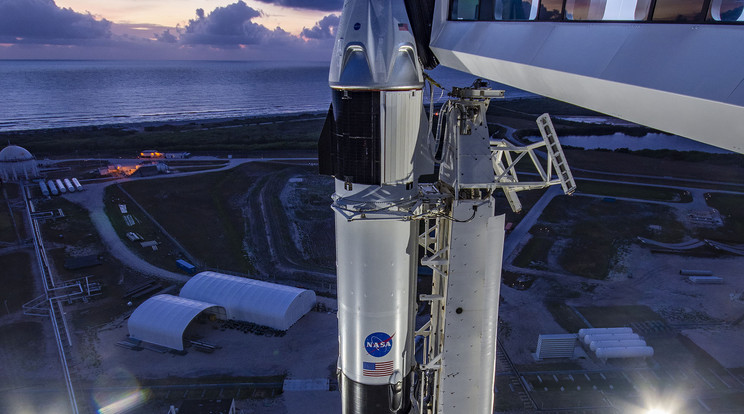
[114,161,336,278]
[545,302,589,333]
[535,196,687,279]
[513,236,554,268]
[704,192,744,242]
[117,163,277,273]
[574,305,661,327]
[104,184,198,274]
[0,252,35,312]
[38,197,104,251]
[2,113,324,157]
[0,203,18,243]
[575,179,692,202]
[0,321,45,376]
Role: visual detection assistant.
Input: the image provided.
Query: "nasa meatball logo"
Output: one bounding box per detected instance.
[365,332,394,357]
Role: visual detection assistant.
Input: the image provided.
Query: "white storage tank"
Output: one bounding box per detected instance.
[578,327,633,339]
[589,339,646,352]
[47,180,59,196]
[583,333,640,345]
[596,346,654,360]
[55,179,66,193]
[39,180,49,196]
[689,276,723,284]
[63,178,75,192]
[72,177,83,191]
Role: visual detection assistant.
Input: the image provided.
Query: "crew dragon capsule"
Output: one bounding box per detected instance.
[318,0,431,412]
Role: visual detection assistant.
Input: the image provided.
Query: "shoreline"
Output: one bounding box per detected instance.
[0,96,544,135]
[0,110,329,136]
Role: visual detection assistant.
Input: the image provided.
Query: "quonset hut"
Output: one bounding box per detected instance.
[180,271,317,331]
[127,272,316,350]
[0,145,39,182]
[128,295,226,351]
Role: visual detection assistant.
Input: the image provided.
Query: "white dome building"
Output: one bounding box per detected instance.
[0,145,39,181]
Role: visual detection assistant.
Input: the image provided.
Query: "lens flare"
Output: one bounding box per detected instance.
[97,389,149,414]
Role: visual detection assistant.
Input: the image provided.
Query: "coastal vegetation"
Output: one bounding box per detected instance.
[515,196,687,279]
[107,161,335,285]
[1,113,324,157]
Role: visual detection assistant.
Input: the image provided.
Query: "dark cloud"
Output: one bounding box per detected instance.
[301,14,339,40]
[0,0,111,44]
[254,0,343,12]
[180,1,280,47]
[0,0,335,61]
[154,29,178,44]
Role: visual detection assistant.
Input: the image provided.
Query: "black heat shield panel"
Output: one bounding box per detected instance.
[326,90,381,186]
[404,0,439,70]
[318,103,336,176]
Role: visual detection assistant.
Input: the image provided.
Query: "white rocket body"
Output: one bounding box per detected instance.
[320,0,425,412]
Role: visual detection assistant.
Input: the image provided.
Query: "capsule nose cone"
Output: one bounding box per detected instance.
[338,46,374,86]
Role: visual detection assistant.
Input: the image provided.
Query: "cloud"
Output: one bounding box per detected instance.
[154,29,178,43]
[0,0,335,61]
[254,0,343,12]
[0,0,111,44]
[300,14,339,40]
[180,1,280,47]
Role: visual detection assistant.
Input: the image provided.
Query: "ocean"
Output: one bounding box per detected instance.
[0,60,516,132]
[0,60,729,153]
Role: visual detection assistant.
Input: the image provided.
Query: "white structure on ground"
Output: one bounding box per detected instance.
[127,272,317,351]
[535,334,578,359]
[589,339,647,352]
[578,327,633,339]
[583,333,640,345]
[0,145,39,181]
[575,327,654,361]
[595,346,654,360]
[128,294,226,351]
[180,271,317,331]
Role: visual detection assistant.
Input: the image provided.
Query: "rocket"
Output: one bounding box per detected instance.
[318,0,429,412]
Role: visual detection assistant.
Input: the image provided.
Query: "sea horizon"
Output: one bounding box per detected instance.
[0,60,512,133]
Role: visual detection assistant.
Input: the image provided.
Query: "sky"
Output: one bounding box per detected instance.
[0,0,343,60]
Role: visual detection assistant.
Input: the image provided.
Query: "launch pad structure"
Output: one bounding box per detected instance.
[322,0,744,412]
[319,3,576,409]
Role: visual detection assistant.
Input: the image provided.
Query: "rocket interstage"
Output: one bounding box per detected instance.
[318,0,426,412]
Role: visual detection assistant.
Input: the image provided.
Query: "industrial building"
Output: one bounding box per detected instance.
[127,272,316,350]
[180,271,317,331]
[0,144,39,182]
[128,295,226,351]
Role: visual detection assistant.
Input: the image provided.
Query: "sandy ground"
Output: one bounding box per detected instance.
[500,235,744,368]
[69,296,340,413]
[80,300,338,380]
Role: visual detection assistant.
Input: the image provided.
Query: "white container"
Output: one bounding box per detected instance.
[47,180,59,196]
[55,179,66,193]
[596,346,654,360]
[583,333,639,345]
[589,339,646,352]
[578,327,633,339]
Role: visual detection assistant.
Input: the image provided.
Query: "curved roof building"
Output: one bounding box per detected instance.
[127,294,225,351]
[180,271,316,331]
[0,145,39,181]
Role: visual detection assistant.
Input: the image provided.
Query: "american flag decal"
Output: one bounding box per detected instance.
[398,23,409,31]
[363,361,394,377]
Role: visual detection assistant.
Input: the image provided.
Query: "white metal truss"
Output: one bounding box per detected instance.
[491,113,577,213]
[412,80,576,414]
[23,276,103,316]
[415,213,451,414]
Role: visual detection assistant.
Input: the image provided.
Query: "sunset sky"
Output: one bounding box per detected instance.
[0,0,343,60]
